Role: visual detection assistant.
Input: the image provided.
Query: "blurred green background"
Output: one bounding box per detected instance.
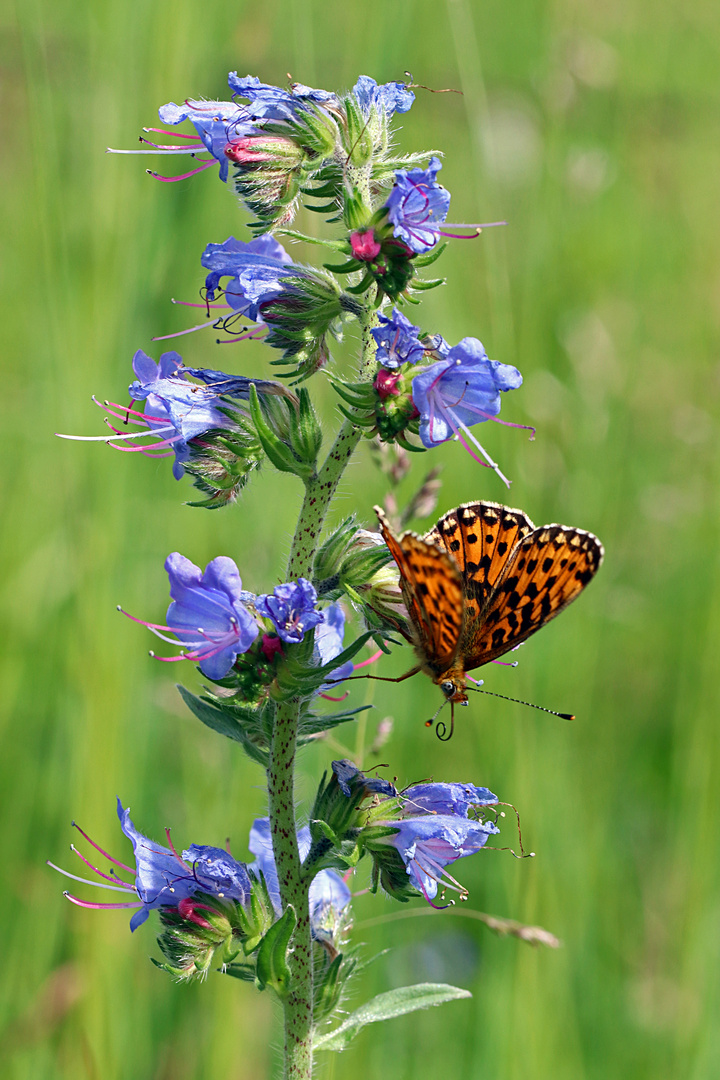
[4,0,719,1076]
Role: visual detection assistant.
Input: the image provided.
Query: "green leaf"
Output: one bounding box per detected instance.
[314,983,472,1051]
[176,686,269,767]
[255,905,297,998]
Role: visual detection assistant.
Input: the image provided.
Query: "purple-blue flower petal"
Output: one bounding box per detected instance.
[385,156,450,254]
[401,782,498,817]
[182,844,252,903]
[352,76,415,117]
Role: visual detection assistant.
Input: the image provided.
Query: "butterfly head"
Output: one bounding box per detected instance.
[438,677,468,705]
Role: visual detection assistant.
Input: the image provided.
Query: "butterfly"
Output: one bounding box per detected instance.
[375,501,603,730]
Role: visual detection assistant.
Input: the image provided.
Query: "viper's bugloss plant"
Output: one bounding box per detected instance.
[58,69,564,1080]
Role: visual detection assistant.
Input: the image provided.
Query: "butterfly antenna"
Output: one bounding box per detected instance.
[466,686,574,720]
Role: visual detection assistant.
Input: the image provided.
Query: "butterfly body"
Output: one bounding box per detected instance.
[375,500,604,708]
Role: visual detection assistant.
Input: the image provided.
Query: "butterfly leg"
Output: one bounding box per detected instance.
[346,665,421,684]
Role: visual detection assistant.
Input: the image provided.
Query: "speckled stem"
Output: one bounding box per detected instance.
[268,307,378,1079]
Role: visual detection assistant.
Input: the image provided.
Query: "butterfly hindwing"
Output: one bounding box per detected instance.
[463,524,604,668]
[375,506,464,674]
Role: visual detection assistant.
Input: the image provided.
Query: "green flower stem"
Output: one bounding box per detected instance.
[267,307,378,1079]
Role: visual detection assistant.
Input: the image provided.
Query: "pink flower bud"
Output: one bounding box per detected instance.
[350,230,381,261]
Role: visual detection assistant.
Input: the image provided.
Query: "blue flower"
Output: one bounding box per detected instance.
[332,759,398,799]
[157,99,261,182]
[51,801,253,932]
[228,74,338,122]
[383,815,499,903]
[412,338,522,446]
[248,818,351,939]
[256,578,323,644]
[410,337,523,485]
[314,602,354,686]
[352,76,415,118]
[201,235,297,318]
[400,782,498,818]
[371,308,426,369]
[162,553,259,679]
[384,157,451,254]
[128,350,241,479]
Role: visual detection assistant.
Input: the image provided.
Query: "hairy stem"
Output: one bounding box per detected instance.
[267,307,378,1078]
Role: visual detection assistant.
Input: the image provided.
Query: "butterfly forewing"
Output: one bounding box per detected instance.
[425,501,535,623]
[463,524,604,668]
[375,507,464,674]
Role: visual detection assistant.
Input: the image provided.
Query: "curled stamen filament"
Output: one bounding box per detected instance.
[147,160,218,183]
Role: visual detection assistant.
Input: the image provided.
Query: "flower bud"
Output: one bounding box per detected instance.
[227,135,307,231]
[155,894,242,980]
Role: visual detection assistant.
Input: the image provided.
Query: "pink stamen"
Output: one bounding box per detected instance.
[353,649,383,670]
[143,127,202,141]
[319,691,350,702]
[454,400,535,439]
[70,844,134,887]
[71,822,135,874]
[139,138,207,151]
[64,893,142,911]
[420,885,454,910]
[147,160,217,182]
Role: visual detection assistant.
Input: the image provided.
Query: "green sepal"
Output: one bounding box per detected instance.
[236,871,276,953]
[345,272,376,295]
[298,704,371,742]
[370,151,444,178]
[413,242,448,268]
[176,686,270,767]
[396,434,426,453]
[275,230,348,253]
[323,259,363,274]
[313,515,357,580]
[288,386,322,468]
[342,95,374,166]
[412,276,446,291]
[314,984,472,1052]
[275,630,375,698]
[313,953,345,1023]
[306,201,342,214]
[222,963,256,981]
[249,385,311,477]
[255,905,297,998]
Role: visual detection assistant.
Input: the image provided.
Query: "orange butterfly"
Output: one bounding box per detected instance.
[375,501,603,728]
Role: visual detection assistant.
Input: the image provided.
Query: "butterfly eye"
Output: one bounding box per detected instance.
[440,680,455,699]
